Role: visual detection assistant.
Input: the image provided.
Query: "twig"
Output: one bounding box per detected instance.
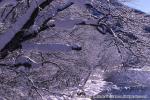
[25,75,44,100]
[3,2,20,22]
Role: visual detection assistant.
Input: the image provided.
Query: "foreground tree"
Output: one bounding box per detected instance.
[0,0,150,99]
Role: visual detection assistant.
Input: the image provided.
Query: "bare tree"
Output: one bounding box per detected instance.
[0,0,149,99]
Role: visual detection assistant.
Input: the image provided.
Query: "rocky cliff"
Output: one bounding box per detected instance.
[0,0,150,100]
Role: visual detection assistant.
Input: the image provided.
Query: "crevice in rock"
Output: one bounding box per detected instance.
[0,0,54,59]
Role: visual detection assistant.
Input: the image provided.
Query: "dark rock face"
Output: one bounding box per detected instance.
[133,9,145,14]
[71,45,82,51]
[144,26,150,33]
[0,0,150,100]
